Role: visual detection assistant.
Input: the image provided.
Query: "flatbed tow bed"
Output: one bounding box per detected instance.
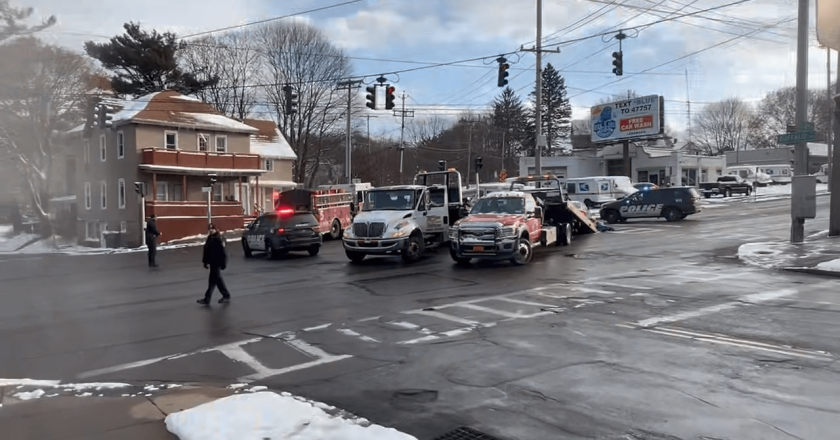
[509,176,598,236]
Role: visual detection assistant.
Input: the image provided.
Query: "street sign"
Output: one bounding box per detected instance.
[799,121,814,131]
[201,186,212,193]
[777,130,817,145]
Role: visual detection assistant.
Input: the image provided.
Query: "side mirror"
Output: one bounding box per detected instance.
[533,207,543,219]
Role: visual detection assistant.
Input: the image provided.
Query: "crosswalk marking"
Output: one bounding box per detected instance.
[404,309,483,326]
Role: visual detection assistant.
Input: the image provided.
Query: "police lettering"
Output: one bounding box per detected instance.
[620,204,664,213]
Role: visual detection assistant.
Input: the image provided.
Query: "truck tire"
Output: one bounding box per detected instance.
[329,219,342,240]
[401,232,425,263]
[746,187,752,196]
[603,210,622,224]
[558,223,572,246]
[449,248,471,265]
[510,237,533,266]
[346,250,366,263]
[724,188,732,197]
[242,239,253,258]
[266,241,287,259]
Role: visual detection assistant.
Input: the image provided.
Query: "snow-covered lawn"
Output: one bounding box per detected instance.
[165,391,417,440]
[0,231,243,255]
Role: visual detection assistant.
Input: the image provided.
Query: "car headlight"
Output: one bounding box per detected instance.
[385,229,410,238]
[500,226,516,238]
[343,227,355,239]
[448,227,458,240]
[393,221,409,230]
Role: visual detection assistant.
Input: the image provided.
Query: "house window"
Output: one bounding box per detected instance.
[156,182,168,201]
[165,131,178,150]
[100,181,107,209]
[85,221,100,241]
[118,178,126,209]
[120,221,127,233]
[84,182,92,210]
[117,131,125,158]
[215,135,227,153]
[99,134,106,161]
[171,183,184,201]
[265,159,274,171]
[212,182,223,202]
[198,133,209,151]
[84,139,90,164]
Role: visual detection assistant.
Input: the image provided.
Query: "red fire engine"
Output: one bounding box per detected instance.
[275,189,353,239]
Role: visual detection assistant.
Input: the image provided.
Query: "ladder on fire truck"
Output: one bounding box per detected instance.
[312,189,353,209]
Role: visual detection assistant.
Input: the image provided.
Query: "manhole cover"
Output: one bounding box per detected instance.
[430,426,503,440]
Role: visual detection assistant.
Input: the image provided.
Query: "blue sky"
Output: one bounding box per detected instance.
[28,0,832,140]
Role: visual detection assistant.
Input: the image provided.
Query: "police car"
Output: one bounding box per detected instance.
[242,208,322,259]
[599,186,702,223]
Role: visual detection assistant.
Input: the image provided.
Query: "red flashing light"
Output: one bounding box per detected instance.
[386,86,395,94]
[277,208,294,215]
[277,228,285,234]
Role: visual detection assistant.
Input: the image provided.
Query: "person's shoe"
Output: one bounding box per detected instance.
[196,299,210,305]
[219,297,230,304]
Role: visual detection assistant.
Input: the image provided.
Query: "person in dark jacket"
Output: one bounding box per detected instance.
[145,215,161,267]
[198,223,230,305]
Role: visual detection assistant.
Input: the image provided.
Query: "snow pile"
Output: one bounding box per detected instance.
[0,379,186,401]
[816,259,840,272]
[165,391,418,440]
[2,231,242,255]
[737,242,796,269]
[0,233,39,252]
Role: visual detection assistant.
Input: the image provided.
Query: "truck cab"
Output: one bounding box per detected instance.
[342,170,465,263]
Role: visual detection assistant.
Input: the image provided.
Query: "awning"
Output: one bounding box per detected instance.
[138,164,267,177]
[255,180,298,188]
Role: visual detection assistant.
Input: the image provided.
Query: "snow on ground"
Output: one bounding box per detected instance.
[0,379,187,402]
[165,391,418,440]
[738,233,839,270]
[702,183,828,206]
[0,231,243,256]
[0,233,39,252]
[0,224,12,238]
[816,258,840,272]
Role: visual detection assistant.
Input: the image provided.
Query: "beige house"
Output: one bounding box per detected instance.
[75,90,268,247]
[242,119,298,214]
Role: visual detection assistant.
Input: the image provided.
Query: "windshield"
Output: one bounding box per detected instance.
[470,197,525,215]
[363,189,417,211]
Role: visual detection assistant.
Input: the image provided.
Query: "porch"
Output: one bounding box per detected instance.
[145,200,246,242]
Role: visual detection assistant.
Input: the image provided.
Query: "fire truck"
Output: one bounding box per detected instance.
[275,188,353,239]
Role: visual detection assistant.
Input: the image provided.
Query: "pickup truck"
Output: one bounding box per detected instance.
[699,175,753,198]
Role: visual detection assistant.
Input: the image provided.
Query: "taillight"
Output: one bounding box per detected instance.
[270,228,285,234]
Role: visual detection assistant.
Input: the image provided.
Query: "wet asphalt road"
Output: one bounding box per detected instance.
[1,194,839,440]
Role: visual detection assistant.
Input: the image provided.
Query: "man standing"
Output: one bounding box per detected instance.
[145,215,161,267]
[198,223,230,305]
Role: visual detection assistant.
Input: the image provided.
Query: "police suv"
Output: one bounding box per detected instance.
[242,209,323,259]
[599,186,702,223]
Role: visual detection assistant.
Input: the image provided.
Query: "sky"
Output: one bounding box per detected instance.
[22,0,835,141]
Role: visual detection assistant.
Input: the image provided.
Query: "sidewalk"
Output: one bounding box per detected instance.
[738,231,840,277]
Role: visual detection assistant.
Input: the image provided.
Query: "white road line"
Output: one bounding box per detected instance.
[494,297,554,307]
[357,316,380,323]
[388,321,420,330]
[239,354,354,382]
[453,303,528,319]
[302,323,331,332]
[218,346,273,377]
[404,310,482,326]
[336,328,380,343]
[281,334,334,359]
[646,328,832,361]
[569,286,615,295]
[596,282,654,290]
[634,289,797,328]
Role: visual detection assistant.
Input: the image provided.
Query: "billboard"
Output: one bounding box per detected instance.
[590,94,663,143]
[817,0,840,51]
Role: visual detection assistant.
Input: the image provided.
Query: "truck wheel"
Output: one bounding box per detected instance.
[603,210,621,224]
[346,250,366,263]
[308,245,320,257]
[559,223,572,245]
[449,248,471,265]
[704,193,711,199]
[242,239,253,258]
[663,207,683,222]
[510,237,532,266]
[746,187,752,196]
[401,232,425,263]
[724,188,732,197]
[584,199,594,208]
[329,219,342,240]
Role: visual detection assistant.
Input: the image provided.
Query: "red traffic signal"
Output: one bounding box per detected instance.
[385,86,396,110]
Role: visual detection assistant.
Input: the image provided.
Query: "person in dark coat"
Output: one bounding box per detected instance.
[198,223,230,305]
[145,215,161,267]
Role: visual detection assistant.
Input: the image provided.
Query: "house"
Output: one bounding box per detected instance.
[519,140,726,186]
[725,143,827,174]
[242,119,298,213]
[74,90,267,247]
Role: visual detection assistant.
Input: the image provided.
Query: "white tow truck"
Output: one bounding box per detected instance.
[342,170,468,263]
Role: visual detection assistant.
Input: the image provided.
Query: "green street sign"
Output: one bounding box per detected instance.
[799,121,814,131]
[777,130,817,145]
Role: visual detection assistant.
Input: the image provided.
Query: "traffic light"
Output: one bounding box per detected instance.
[134,182,145,196]
[612,51,623,76]
[385,86,396,110]
[497,57,509,87]
[474,156,483,171]
[365,85,377,110]
[283,85,298,114]
[438,160,447,171]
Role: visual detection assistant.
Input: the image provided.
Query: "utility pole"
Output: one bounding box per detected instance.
[462,117,480,185]
[790,0,810,243]
[830,53,840,236]
[337,80,362,184]
[393,91,414,184]
[363,115,379,154]
[828,47,833,190]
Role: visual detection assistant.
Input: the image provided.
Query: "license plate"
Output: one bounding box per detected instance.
[473,246,484,252]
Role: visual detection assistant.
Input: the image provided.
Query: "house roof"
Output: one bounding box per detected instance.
[242,119,297,160]
[107,91,258,134]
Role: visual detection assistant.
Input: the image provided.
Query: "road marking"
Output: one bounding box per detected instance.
[357,316,380,323]
[302,323,331,332]
[595,282,654,290]
[453,303,531,319]
[336,328,380,343]
[388,321,421,330]
[633,290,796,329]
[404,310,482,326]
[494,297,554,307]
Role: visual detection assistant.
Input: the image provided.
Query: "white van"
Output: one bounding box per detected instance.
[816,164,829,184]
[564,176,638,208]
[758,164,792,184]
[726,166,772,187]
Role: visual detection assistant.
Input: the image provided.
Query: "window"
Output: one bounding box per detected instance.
[156,182,168,201]
[83,139,90,164]
[99,134,106,161]
[84,182,92,210]
[265,159,274,171]
[120,221,127,233]
[198,133,209,151]
[100,181,107,209]
[567,183,576,194]
[215,135,227,153]
[171,183,184,201]
[165,131,178,150]
[85,221,100,241]
[118,179,126,209]
[117,131,125,158]
[212,182,223,202]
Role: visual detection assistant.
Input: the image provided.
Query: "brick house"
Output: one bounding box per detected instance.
[75,90,268,247]
[242,119,298,213]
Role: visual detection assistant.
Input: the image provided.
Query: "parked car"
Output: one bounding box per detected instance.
[599,186,702,223]
[242,210,323,259]
[699,175,753,198]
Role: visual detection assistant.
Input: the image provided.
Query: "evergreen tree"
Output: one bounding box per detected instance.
[0,1,56,42]
[490,87,529,168]
[529,63,572,156]
[84,22,217,98]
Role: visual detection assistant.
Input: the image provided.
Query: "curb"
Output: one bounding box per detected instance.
[783,267,840,278]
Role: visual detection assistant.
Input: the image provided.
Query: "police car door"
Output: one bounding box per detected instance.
[247,216,266,251]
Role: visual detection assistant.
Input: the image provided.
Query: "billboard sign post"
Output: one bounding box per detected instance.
[590,94,664,143]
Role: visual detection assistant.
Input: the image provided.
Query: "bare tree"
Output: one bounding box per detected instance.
[0,37,93,236]
[748,87,833,149]
[693,97,753,156]
[0,1,56,42]
[256,21,351,187]
[407,115,451,148]
[181,30,260,119]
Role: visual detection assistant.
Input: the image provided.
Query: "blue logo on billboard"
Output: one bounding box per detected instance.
[593,107,616,139]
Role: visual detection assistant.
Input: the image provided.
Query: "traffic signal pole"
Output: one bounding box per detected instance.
[534,0,543,176]
[338,79,362,184]
[791,0,809,243]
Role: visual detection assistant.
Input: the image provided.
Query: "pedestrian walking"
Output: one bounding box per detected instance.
[198,223,230,305]
[145,215,161,267]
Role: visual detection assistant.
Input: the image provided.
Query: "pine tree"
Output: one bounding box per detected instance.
[490,87,529,169]
[84,22,217,98]
[0,1,56,42]
[529,63,572,156]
